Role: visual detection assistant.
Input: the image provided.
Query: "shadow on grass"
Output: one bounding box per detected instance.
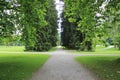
[0,54,50,80]
[76,56,120,80]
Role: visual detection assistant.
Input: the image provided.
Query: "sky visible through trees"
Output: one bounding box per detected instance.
[54,0,64,45]
[55,0,64,32]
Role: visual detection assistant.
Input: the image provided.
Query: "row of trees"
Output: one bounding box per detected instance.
[0,0,58,51]
[61,0,120,51]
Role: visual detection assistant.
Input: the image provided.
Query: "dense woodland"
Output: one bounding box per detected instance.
[0,0,120,51]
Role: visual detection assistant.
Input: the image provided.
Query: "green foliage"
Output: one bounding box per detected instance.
[0,54,50,80]
[105,0,120,49]
[0,0,18,41]
[62,0,120,51]
[0,0,58,51]
[2,0,119,52]
[114,34,120,49]
[33,0,58,51]
[19,0,47,50]
[62,0,105,51]
[46,0,58,47]
[76,56,120,80]
[61,15,83,49]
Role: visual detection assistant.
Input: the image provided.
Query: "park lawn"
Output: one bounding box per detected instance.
[70,46,120,54]
[0,46,25,52]
[0,53,50,80]
[0,46,57,52]
[75,56,120,80]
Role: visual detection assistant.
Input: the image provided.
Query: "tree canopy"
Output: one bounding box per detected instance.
[61,0,120,51]
[0,0,58,51]
[0,0,120,51]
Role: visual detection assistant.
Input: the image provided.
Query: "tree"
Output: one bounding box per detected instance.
[105,0,120,49]
[0,0,21,45]
[0,0,58,51]
[62,0,105,51]
[33,0,58,51]
[61,13,84,50]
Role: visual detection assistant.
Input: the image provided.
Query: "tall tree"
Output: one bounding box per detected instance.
[20,0,48,50]
[62,0,105,51]
[61,13,84,50]
[33,0,58,51]
[1,0,58,51]
[105,0,120,49]
[20,0,58,51]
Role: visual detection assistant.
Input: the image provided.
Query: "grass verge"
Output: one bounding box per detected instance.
[0,46,25,52]
[69,46,120,54]
[0,53,50,80]
[0,46,57,52]
[75,56,120,80]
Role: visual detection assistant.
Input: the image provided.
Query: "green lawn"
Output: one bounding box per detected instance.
[0,53,50,80]
[70,46,120,54]
[0,46,57,52]
[0,46,25,52]
[75,56,120,80]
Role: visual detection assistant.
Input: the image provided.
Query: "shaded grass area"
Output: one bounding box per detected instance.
[75,56,120,80]
[0,54,50,80]
[0,46,25,52]
[69,46,120,54]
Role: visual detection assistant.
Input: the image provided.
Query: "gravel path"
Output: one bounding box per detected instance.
[30,48,98,80]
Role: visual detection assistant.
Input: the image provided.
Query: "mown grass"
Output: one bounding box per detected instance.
[0,46,57,52]
[70,46,120,54]
[75,56,120,80]
[0,53,50,80]
[0,46,25,52]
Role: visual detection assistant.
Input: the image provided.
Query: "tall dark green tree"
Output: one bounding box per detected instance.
[62,0,105,51]
[46,0,58,47]
[61,13,84,50]
[1,0,58,51]
[33,0,58,51]
[19,0,58,51]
